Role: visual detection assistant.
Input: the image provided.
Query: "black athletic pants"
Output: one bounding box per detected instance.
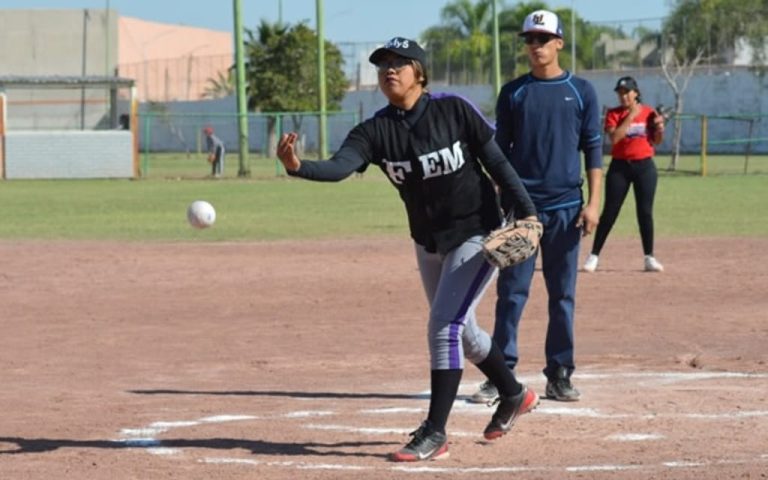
[591,158,658,256]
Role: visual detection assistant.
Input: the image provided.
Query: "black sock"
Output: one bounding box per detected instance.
[426,369,462,434]
[475,342,522,397]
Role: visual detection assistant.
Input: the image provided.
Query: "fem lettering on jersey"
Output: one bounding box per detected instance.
[382,141,466,184]
[419,141,465,179]
[383,160,412,184]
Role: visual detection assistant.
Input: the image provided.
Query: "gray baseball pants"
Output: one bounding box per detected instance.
[414,235,496,370]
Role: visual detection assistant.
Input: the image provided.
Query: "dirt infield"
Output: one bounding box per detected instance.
[1,237,767,479]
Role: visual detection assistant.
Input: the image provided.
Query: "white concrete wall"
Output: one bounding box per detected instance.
[5,131,134,179]
[0,9,115,77]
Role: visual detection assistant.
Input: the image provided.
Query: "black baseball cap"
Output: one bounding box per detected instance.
[614,76,639,92]
[369,37,426,66]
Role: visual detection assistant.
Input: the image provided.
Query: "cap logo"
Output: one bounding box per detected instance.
[386,37,410,49]
[532,14,545,26]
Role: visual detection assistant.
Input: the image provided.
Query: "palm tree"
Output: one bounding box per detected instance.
[422,0,495,84]
[202,69,234,99]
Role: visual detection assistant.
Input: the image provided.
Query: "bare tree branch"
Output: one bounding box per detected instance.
[660,47,704,170]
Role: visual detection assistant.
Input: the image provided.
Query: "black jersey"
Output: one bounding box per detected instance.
[291,93,536,254]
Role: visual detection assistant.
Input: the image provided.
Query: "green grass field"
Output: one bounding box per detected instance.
[142,151,768,180]
[0,155,766,241]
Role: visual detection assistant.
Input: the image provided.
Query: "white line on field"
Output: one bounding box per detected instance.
[199,455,768,475]
[684,410,768,419]
[580,371,768,380]
[146,447,181,455]
[202,457,260,466]
[565,464,642,472]
[201,457,370,470]
[200,414,257,423]
[361,407,423,414]
[120,428,167,437]
[663,460,707,467]
[114,369,768,472]
[150,420,199,428]
[606,433,665,441]
[390,465,535,473]
[281,410,335,418]
[302,423,478,438]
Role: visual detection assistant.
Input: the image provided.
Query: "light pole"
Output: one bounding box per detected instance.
[80,9,90,130]
[316,0,327,159]
[105,0,111,77]
[571,0,576,73]
[233,0,250,177]
[491,0,501,95]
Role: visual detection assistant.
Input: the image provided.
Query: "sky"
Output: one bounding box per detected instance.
[7,1,672,43]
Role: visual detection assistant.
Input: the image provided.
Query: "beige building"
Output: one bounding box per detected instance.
[0,8,232,103]
[118,16,232,102]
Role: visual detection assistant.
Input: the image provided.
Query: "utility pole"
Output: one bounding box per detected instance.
[81,9,89,130]
[571,0,576,73]
[233,0,250,176]
[316,0,327,159]
[491,0,501,95]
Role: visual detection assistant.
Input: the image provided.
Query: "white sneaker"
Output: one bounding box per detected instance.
[469,380,499,404]
[582,254,599,272]
[644,255,664,272]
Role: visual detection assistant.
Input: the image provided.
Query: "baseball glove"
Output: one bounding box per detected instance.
[482,219,543,269]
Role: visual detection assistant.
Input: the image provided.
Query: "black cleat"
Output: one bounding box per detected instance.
[390,421,449,462]
[545,366,581,402]
[483,386,540,440]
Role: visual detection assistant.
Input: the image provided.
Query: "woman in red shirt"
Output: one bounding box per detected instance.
[583,76,665,272]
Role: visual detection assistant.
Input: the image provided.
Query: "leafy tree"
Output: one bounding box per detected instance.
[665,0,768,66]
[421,24,465,84]
[244,20,348,155]
[421,1,638,82]
[422,0,495,84]
[658,1,767,168]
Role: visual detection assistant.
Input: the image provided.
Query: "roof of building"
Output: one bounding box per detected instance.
[0,75,135,89]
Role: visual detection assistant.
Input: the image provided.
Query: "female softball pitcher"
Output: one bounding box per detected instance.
[277,37,540,462]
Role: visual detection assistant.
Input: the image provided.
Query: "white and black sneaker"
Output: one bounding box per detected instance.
[469,380,500,404]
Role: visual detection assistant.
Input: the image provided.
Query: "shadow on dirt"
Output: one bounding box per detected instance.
[128,389,431,400]
[0,436,394,458]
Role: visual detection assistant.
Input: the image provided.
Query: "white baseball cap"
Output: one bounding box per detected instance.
[520,10,564,38]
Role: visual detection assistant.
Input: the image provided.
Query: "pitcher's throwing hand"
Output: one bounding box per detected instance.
[277,133,300,172]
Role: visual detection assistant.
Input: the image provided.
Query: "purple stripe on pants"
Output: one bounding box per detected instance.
[448,261,492,369]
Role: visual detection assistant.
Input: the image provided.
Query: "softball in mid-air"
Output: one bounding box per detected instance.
[187,200,216,229]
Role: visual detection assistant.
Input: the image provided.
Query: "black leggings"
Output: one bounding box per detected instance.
[591,158,658,256]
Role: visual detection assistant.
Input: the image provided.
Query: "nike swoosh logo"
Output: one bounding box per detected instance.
[564,97,575,101]
[418,446,439,459]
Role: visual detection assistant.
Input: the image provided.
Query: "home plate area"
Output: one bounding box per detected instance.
[117,368,768,477]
